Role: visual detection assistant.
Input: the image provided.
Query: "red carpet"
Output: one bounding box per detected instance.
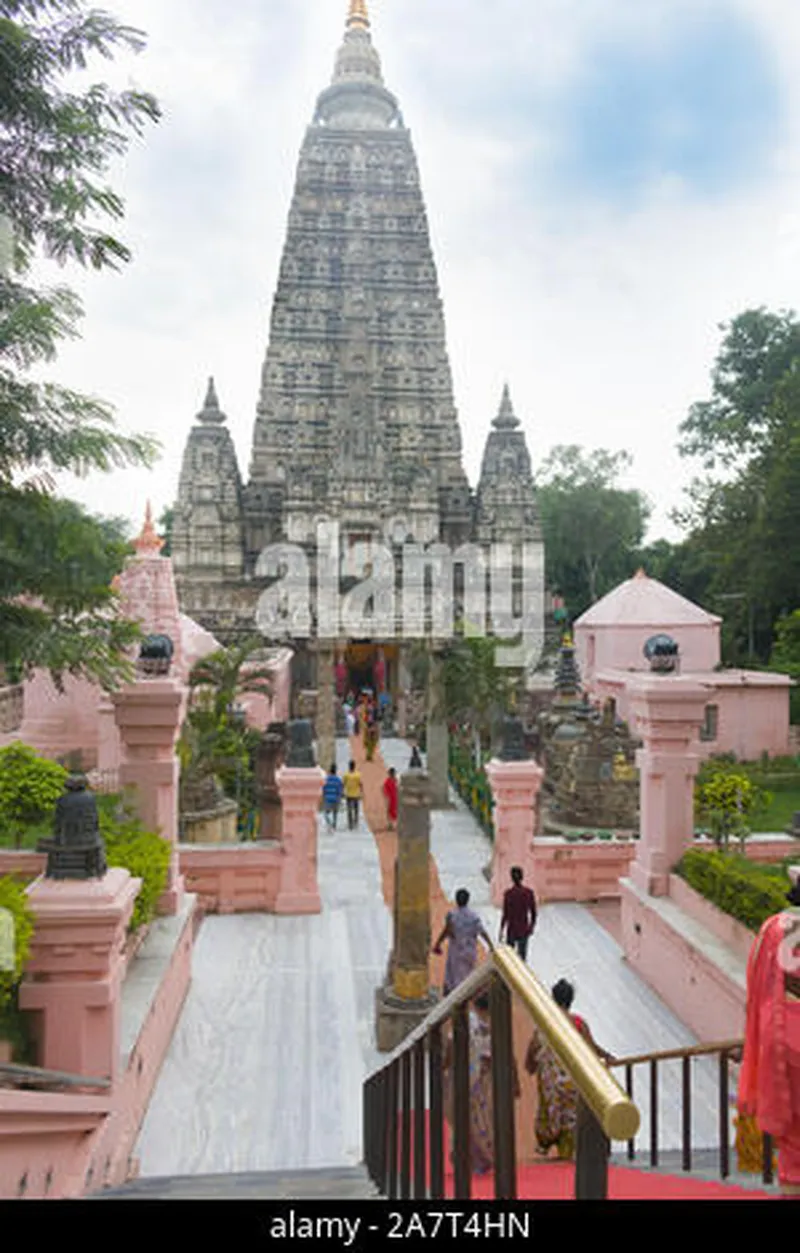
[443,1162,776,1200]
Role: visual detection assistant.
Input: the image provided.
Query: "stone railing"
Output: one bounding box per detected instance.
[0,685,23,735]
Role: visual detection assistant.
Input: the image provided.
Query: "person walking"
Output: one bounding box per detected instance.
[525,978,614,1161]
[321,764,343,830]
[433,889,491,997]
[343,760,363,830]
[442,992,521,1176]
[499,866,537,962]
[382,766,399,830]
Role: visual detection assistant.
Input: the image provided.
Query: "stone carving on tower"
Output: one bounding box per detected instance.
[171,1,545,673]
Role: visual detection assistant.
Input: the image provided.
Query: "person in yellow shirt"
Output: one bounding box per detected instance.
[343,760,362,830]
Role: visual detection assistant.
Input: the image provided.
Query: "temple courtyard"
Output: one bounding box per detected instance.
[131,736,740,1183]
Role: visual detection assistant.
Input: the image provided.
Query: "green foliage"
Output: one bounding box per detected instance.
[695,761,770,851]
[675,848,790,933]
[535,445,650,618]
[0,0,160,685]
[0,875,34,1012]
[0,742,67,846]
[770,610,800,722]
[440,634,518,750]
[674,309,800,664]
[180,639,275,823]
[97,795,169,932]
[448,737,494,838]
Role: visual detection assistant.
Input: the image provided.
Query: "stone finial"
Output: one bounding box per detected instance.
[197,377,225,425]
[347,0,370,30]
[286,719,316,768]
[133,501,164,556]
[493,382,520,430]
[499,713,527,762]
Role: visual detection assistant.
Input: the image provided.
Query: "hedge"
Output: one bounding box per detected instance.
[449,741,494,838]
[675,848,791,933]
[97,796,171,933]
[0,875,35,1060]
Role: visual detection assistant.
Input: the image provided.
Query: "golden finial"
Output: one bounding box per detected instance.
[133,501,164,555]
[347,0,370,31]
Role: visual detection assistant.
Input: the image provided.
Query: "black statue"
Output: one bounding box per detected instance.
[644,634,679,674]
[285,719,316,768]
[138,634,174,677]
[499,713,528,763]
[38,775,107,880]
[409,746,423,769]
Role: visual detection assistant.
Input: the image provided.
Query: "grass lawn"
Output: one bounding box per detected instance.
[751,787,800,832]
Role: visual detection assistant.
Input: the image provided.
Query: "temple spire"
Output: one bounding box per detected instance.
[197,377,225,425]
[133,501,165,556]
[493,382,520,430]
[347,0,370,31]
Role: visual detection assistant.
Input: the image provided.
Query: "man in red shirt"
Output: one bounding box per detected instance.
[499,866,537,963]
[382,767,399,830]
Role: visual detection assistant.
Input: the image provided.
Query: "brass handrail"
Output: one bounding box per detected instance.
[373,946,640,1143]
[610,1038,743,1069]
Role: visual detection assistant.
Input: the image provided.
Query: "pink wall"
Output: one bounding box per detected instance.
[620,877,746,1042]
[0,899,195,1200]
[532,839,637,902]
[576,620,720,686]
[180,845,282,915]
[593,671,791,761]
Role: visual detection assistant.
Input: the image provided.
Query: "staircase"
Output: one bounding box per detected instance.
[91,1165,380,1201]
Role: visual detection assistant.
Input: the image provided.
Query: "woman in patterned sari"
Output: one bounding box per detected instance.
[443,993,520,1175]
[525,979,613,1160]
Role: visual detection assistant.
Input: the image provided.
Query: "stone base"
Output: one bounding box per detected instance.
[375,984,438,1053]
[181,801,239,845]
[273,890,322,915]
[158,874,186,917]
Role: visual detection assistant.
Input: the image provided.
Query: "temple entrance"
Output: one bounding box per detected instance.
[341,642,398,699]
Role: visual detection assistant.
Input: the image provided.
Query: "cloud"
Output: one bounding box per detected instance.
[36,0,800,555]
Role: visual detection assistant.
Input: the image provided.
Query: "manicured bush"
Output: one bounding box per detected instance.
[0,743,68,847]
[675,848,790,933]
[97,796,170,932]
[0,876,35,1060]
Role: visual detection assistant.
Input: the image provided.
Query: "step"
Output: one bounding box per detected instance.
[610,1148,778,1193]
[91,1164,380,1200]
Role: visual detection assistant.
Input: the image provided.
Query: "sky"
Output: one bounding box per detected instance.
[42,0,800,543]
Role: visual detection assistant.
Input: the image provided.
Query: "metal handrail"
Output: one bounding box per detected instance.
[610,1038,743,1069]
[376,948,638,1142]
[0,1062,111,1091]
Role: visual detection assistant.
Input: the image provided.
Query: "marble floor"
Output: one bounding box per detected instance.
[134,738,735,1179]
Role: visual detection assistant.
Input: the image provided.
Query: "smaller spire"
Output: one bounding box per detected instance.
[133,501,165,556]
[197,377,225,424]
[347,0,370,31]
[493,382,520,430]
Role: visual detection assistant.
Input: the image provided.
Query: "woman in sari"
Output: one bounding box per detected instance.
[433,889,491,996]
[525,979,613,1161]
[739,866,800,1196]
[443,992,520,1175]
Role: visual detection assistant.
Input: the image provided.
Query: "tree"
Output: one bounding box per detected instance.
[674,309,800,664]
[157,506,173,557]
[535,446,651,619]
[769,610,800,723]
[0,0,160,686]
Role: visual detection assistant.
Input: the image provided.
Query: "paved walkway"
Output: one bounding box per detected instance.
[134,737,732,1179]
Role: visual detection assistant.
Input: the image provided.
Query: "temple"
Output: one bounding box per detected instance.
[172,1,544,699]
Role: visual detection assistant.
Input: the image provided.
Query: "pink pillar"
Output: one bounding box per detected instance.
[19,869,140,1080]
[486,759,544,908]
[274,766,325,914]
[111,678,187,916]
[626,674,710,897]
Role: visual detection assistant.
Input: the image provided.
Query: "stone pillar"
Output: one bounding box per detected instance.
[486,758,544,908]
[376,770,437,1051]
[19,868,140,1080]
[254,723,285,841]
[426,646,449,808]
[275,765,324,914]
[315,643,336,774]
[625,674,710,897]
[112,677,187,916]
